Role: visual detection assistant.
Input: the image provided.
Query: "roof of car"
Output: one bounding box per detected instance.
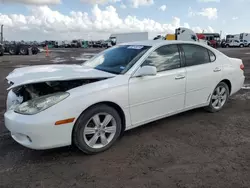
[120,40,205,47]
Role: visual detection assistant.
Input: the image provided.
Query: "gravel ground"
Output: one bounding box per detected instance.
[0,47,250,188]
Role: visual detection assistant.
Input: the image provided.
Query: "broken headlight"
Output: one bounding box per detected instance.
[14,92,69,115]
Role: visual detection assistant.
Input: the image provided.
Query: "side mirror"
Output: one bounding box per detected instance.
[134,66,157,77]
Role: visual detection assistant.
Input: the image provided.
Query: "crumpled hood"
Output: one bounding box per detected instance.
[6,64,116,89]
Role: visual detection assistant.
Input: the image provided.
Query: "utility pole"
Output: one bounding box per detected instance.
[0,25,3,44]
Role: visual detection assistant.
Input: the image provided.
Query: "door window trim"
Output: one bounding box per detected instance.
[140,44,184,73]
[179,44,216,67]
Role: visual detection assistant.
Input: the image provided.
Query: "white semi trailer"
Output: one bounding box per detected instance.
[108,32,148,47]
[166,27,209,45]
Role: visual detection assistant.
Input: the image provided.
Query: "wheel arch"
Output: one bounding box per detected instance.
[220,79,232,94]
[71,101,126,141]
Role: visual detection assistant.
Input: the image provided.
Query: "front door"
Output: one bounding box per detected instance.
[128,44,186,126]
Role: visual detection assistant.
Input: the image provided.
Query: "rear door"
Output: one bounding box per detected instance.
[180,44,223,109]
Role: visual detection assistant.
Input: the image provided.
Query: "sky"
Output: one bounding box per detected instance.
[0,0,249,41]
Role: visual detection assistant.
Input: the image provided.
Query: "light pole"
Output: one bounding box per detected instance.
[0,25,3,44]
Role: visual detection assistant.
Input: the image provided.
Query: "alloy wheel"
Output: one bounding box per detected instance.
[211,85,228,110]
[83,113,117,149]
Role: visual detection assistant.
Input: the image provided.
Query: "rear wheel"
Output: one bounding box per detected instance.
[73,104,122,154]
[226,44,229,48]
[240,44,244,48]
[205,82,229,113]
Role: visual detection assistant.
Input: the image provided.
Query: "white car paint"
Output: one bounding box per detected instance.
[4,40,245,150]
[129,67,186,125]
[6,64,116,89]
[228,40,244,47]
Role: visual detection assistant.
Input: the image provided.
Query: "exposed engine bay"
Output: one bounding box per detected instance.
[10,79,103,103]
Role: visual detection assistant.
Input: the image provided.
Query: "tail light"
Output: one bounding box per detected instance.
[240,63,244,70]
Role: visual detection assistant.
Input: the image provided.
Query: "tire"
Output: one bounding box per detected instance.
[73,104,122,154]
[226,44,229,48]
[20,46,28,55]
[240,44,244,48]
[8,46,17,55]
[248,44,250,47]
[31,46,38,55]
[205,82,229,113]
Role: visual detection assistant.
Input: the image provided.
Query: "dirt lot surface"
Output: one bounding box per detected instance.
[0,47,250,188]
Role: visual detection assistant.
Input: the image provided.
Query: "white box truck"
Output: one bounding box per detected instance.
[108,32,148,47]
[226,34,240,42]
[240,33,250,46]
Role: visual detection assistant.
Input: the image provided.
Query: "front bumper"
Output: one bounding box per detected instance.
[4,110,75,150]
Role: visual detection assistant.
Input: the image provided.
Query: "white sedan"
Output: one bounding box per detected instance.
[5,40,245,154]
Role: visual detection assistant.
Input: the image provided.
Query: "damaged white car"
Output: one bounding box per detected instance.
[5,40,245,154]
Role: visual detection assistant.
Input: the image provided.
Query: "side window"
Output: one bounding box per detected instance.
[182,44,210,66]
[142,45,181,72]
[208,50,216,62]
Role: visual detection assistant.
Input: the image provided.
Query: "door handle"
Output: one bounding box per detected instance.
[213,67,221,72]
[175,75,185,80]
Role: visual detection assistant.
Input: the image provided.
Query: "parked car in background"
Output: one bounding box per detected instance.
[88,41,93,48]
[5,40,244,154]
[240,33,250,45]
[54,41,64,48]
[71,40,80,48]
[63,40,71,48]
[226,40,244,48]
[243,40,250,47]
[92,41,103,48]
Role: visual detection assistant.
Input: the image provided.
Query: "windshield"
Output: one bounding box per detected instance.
[82,45,151,74]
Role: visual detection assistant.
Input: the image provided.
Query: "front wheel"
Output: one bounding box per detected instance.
[205,82,229,113]
[73,105,122,154]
